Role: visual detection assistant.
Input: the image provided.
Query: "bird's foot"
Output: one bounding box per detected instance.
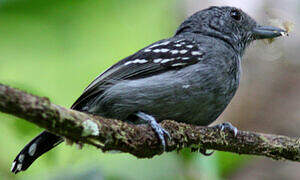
[193,122,237,157]
[191,146,214,156]
[212,122,238,137]
[199,148,214,156]
[136,112,171,151]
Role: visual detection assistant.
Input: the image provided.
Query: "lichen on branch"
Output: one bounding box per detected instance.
[0,83,299,162]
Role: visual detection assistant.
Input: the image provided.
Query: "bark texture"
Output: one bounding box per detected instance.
[0,83,299,162]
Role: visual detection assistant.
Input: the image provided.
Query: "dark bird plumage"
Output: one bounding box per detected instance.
[11,6,286,174]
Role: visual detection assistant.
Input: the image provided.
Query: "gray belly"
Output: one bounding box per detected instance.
[88,63,239,126]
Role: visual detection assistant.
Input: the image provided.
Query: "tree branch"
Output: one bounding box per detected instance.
[0,83,299,162]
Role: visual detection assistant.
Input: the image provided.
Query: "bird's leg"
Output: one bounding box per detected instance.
[136,112,171,151]
[212,122,238,137]
[196,122,238,156]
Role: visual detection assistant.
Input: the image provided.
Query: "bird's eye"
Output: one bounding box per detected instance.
[230,9,242,21]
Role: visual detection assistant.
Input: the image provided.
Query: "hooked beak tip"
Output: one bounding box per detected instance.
[253,25,288,40]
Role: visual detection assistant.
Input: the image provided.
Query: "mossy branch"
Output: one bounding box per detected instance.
[0,83,300,162]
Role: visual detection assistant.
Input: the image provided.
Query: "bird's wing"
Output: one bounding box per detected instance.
[71,37,205,110]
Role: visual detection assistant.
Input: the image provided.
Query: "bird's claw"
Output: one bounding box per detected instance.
[213,122,238,137]
[148,120,170,151]
[136,112,171,151]
[162,128,171,140]
[199,148,214,156]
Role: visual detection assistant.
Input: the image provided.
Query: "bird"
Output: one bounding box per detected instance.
[11,6,287,174]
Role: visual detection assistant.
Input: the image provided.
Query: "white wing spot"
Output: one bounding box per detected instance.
[186,45,193,48]
[152,49,169,53]
[170,50,179,54]
[28,143,37,156]
[148,41,170,49]
[182,57,190,60]
[160,49,169,52]
[161,59,174,63]
[182,85,190,89]
[144,49,151,52]
[175,39,184,43]
[124,61,133,66]
[153,58,162,63]
[18,154,25,163]
[136,59,147,64]
[161,41,170,45]
[160,59,170,63]
[171,63,186,67]
[180,50,188,54]
[124,59,148,66]
[174,44,181,47]
[16,164,22,171]
[153,49,160,53]
[11,161,16,172]
[191,51,202,55]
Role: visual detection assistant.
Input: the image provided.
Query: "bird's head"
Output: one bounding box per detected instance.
[175,6,287,54]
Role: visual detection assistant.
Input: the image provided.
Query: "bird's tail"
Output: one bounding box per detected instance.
[11,131,63,174]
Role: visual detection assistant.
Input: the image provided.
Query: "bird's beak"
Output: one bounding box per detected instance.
[252,25,288,40]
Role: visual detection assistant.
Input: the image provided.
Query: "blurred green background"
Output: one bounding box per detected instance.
[0,0,299,180]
